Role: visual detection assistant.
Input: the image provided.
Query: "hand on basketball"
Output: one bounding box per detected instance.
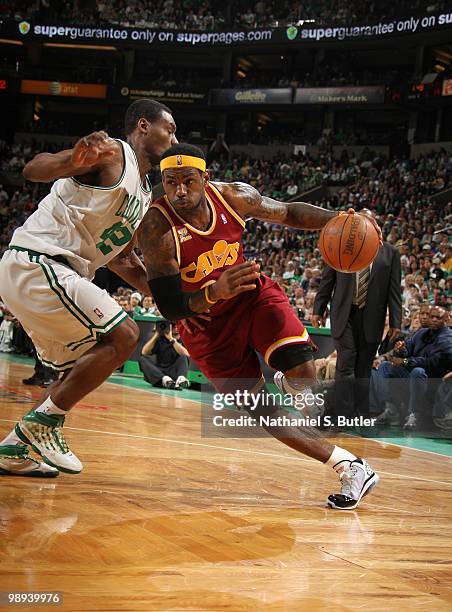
[71,131,117,169]
[357,209,383,245]
[210,261,260,301]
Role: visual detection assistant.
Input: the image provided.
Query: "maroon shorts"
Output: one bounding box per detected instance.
[178,275,311,389]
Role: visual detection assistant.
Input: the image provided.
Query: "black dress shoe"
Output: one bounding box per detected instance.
[22,376,44,386]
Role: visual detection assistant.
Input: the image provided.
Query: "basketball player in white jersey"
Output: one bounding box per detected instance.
[0,99,177,477]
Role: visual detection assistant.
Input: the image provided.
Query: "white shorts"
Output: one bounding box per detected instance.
[0,248,129,371]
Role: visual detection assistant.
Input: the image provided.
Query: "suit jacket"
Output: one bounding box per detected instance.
[404,326,452,378]
[313,242,402,343]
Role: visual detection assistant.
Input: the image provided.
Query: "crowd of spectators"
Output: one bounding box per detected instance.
[232,66,406,90]
[0,136,450,428]
[1,137,451,326]
[2,0,448,30]
[231,0,449,28]
[1,0,225,30]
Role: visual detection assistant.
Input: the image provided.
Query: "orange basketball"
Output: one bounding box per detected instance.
[319,213,380,273]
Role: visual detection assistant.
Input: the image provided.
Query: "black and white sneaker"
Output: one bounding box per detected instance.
[327,458,379,510]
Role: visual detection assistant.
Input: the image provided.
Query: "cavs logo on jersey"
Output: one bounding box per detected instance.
[181,239,240,283]
[177,227,192,243]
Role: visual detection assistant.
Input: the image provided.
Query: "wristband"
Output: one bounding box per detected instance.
[204,284,218,305]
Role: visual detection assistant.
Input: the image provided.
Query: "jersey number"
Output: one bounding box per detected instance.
[96,222,132,255]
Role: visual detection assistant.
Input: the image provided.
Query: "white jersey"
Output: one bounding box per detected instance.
[10,139,152,279]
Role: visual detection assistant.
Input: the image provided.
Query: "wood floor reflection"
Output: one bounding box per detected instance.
[1,358,451,611]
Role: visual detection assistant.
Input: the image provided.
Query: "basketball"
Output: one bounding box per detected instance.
[319,213,380,273]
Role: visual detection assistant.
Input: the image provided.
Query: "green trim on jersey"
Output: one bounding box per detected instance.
[39,356,78,371]
[40,260,95,328]
[71,139,126,191]
[129,144,153,194]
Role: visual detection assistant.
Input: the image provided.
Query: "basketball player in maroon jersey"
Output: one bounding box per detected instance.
[138,143,381,510]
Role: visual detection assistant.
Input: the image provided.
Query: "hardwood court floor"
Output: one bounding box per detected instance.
[1,357,451,611]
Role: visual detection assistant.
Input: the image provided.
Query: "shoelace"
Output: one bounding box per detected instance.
[340,464,359,498]
[52,426,70,453]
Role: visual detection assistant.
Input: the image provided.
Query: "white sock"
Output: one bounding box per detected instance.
[0,430,22,446]
[35,396,67,416]
[281,375,311,395]
[326,446,357,472]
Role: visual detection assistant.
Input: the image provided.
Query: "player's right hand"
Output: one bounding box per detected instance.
[210,261,260,301]
[71,131,117,169]
[311,314,324,328]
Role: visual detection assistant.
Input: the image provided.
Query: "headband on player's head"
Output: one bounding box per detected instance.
[160,154,206,173]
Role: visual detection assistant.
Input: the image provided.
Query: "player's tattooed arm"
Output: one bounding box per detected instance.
[138,208,180,279]
[217,181,341,230]
[137,208,210,316]
[22,131,121,184]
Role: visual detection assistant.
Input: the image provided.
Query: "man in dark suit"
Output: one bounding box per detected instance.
[312,214,402,417]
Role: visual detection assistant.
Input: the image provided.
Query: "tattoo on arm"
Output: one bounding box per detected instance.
[218,181,338,229]
[137,208,211,314]
[137,209,179,279]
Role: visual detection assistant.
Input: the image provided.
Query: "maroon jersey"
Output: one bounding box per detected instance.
[152,181,248,316]
[152,181,311,387]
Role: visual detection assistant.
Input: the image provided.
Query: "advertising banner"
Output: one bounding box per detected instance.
[21,80,107,99]
[294,86,385,104]
[112,85,206,104]
[209,88,292,105]
[1,12,450,49]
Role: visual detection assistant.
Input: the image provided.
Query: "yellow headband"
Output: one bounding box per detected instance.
[160,154,206,173]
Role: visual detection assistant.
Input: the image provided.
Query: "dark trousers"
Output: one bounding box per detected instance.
[370,362,428,416]
[138,354,189,386]
[333,306,379,416]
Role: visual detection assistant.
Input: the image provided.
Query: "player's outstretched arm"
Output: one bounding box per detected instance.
[217,182,383,240]
[217,181,340,229]
[22,131,120,183]
[137,208,260,321]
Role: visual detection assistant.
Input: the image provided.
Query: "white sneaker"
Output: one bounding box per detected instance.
[175,375,190,389]
[0,444,59,477]
[403,413,417,430]
[15,409,83,474]
[162,376,176,389]
[327,458,379,510]
[273,371,285,393]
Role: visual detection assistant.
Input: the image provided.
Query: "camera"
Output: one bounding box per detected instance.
[156,320,171,334]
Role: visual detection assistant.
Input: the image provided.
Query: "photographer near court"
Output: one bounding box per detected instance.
[138,320,190,390]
